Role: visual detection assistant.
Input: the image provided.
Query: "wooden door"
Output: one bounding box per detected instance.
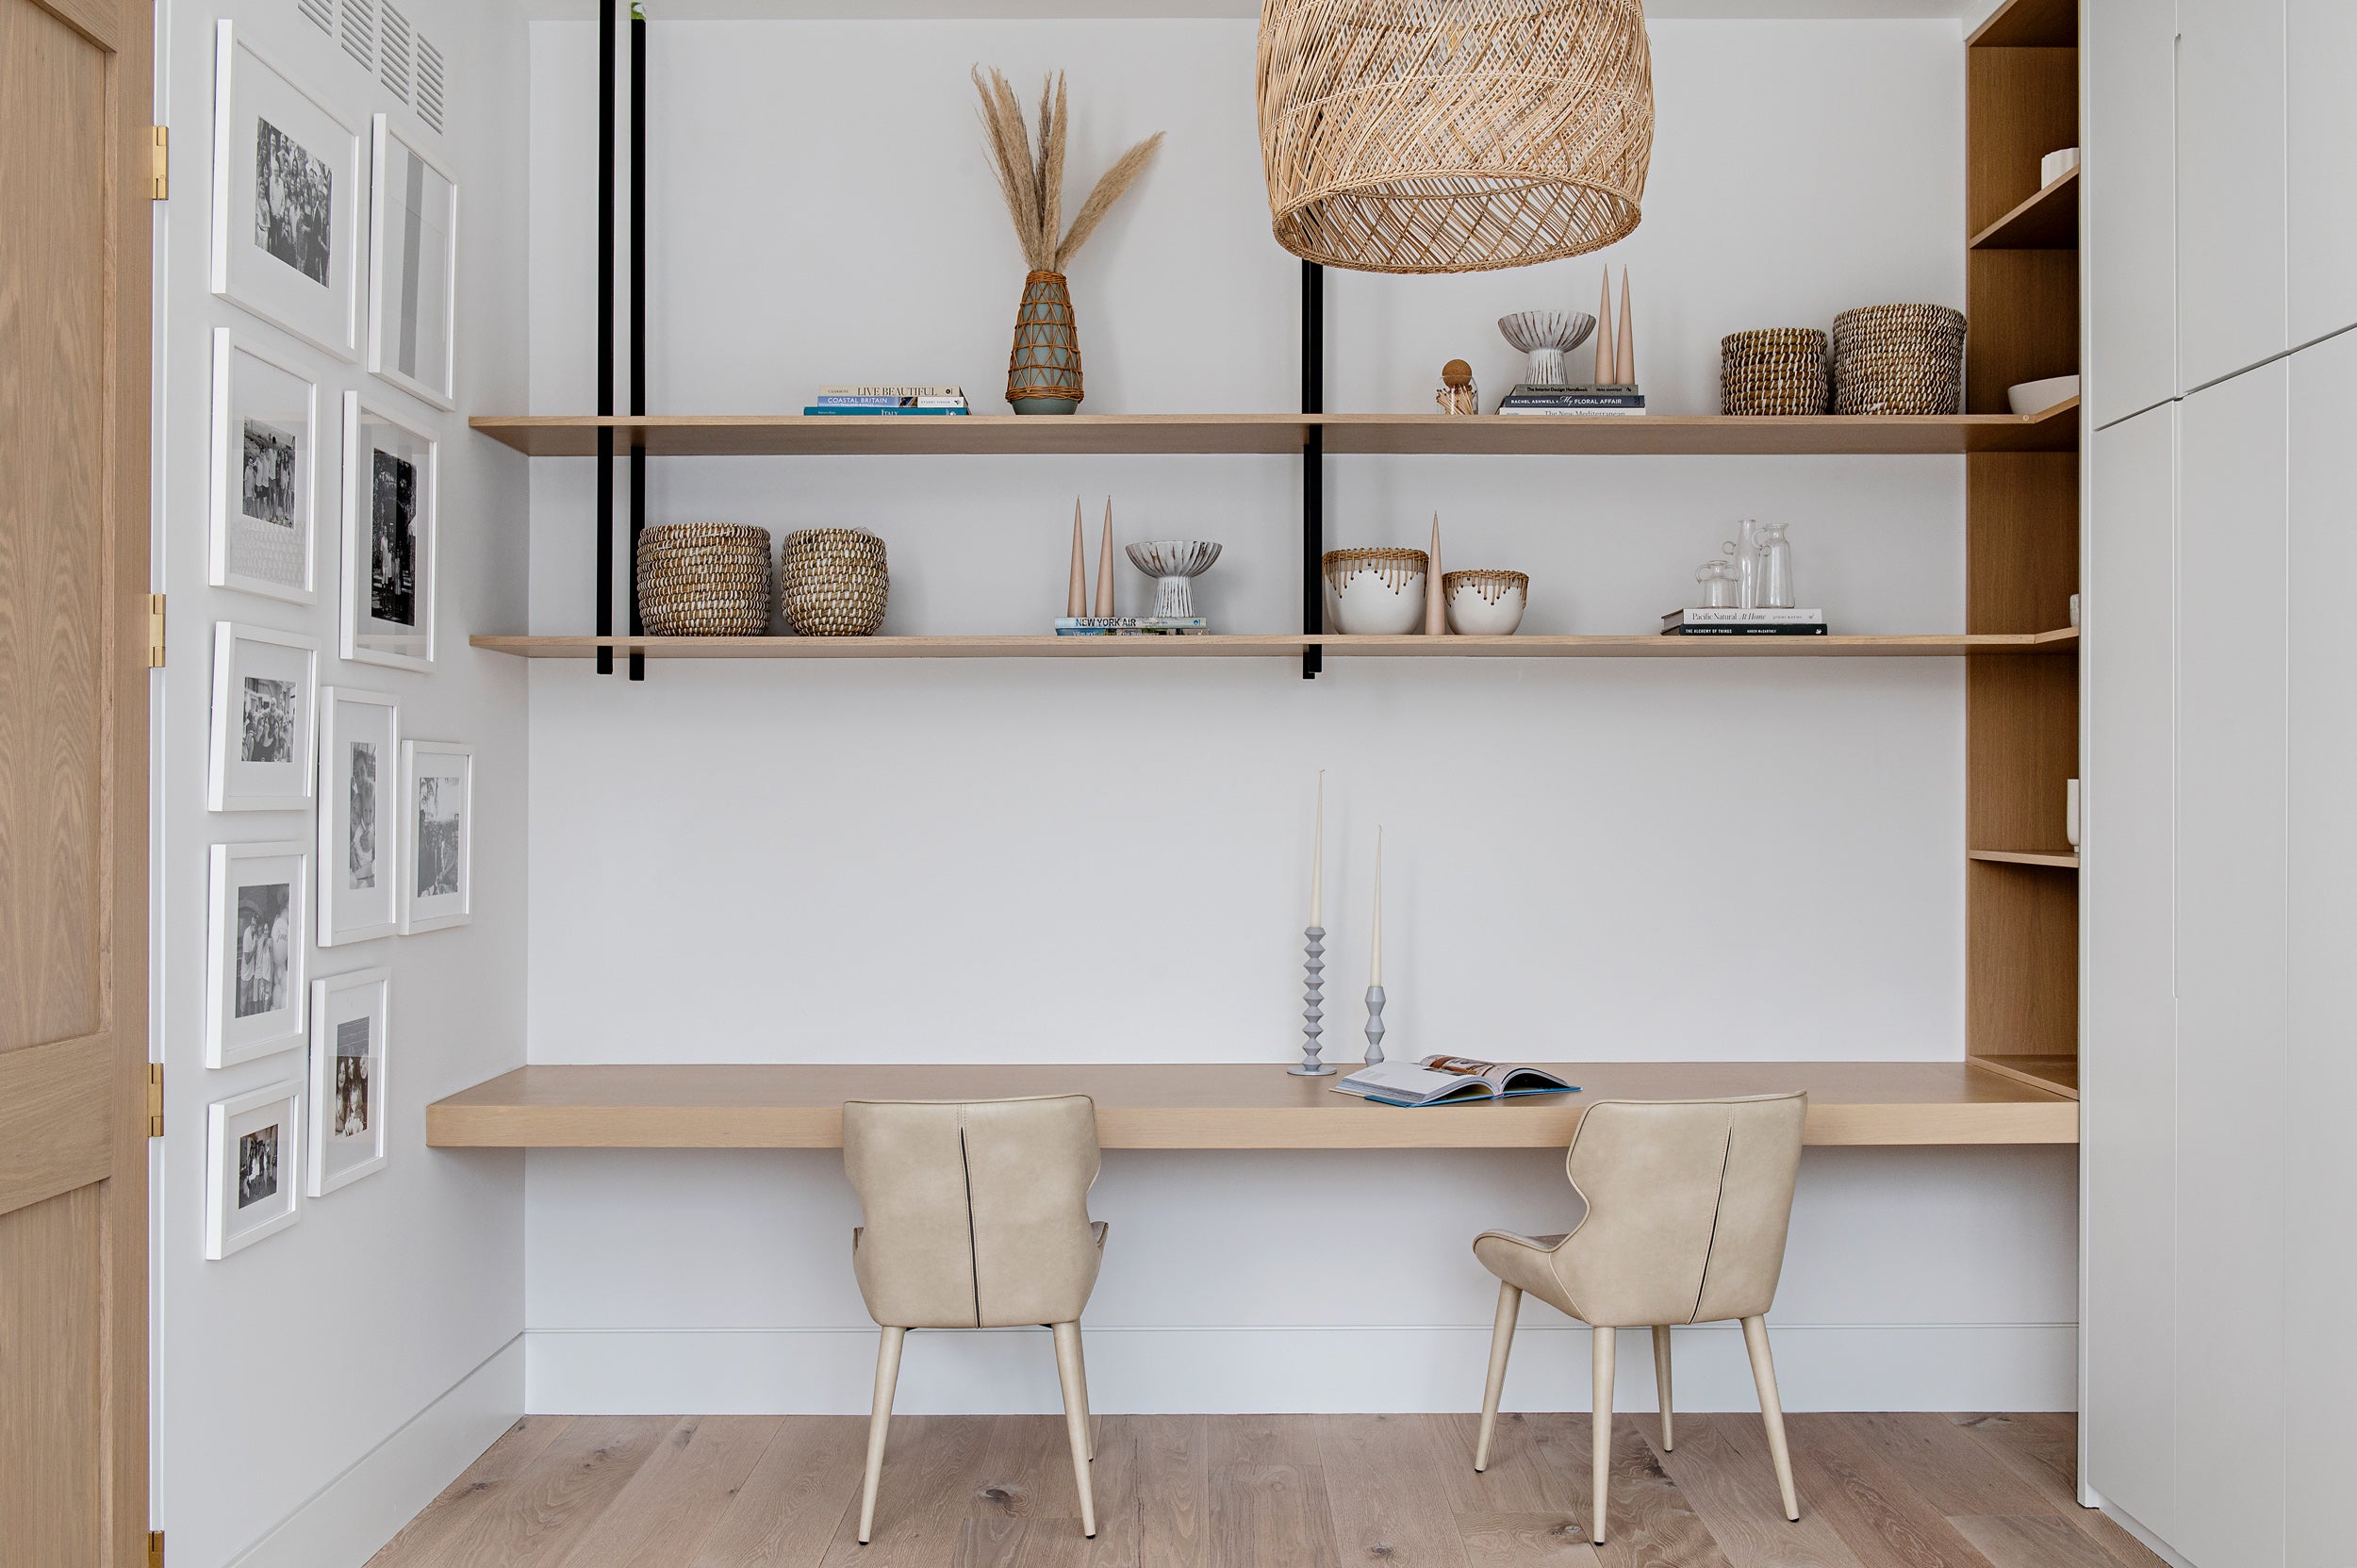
[0,2,154,1566]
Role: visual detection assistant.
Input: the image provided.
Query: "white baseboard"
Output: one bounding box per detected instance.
[526,1322,2075,1416]
[228,1335,524,1568]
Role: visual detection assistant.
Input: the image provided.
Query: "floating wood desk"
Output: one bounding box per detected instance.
[425,1063,2077,1149]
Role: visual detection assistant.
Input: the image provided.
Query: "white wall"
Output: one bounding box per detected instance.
[519,17,2080,1412]
[154,5,532,1566]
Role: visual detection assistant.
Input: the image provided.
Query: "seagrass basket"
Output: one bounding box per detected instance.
[635,523,773,635]
[1832,305,1966,415]
[1720,329,1829,416]
[780,528,889,637]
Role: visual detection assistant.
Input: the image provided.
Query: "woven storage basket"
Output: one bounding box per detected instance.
[779,528,889,637]
[635,523,773,635]
[1831,305,1966,415]
[1720,329,1829,416]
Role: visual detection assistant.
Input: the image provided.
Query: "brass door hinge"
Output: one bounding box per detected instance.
[148,1529,165,1568]
[147,594,166,668]
[150,126,168,200]
[146,1064,164,1139]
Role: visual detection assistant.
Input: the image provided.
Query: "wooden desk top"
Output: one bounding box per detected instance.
[424,1063,2077,1150]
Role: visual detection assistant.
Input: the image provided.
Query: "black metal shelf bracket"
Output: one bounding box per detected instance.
[594,0,617,676]
[627,3,647,681]
[1301,259,1324,680]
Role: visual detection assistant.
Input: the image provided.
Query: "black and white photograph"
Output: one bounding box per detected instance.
[206,1081,303,1258]
[340,395,437,671]
[209,329,319,602]
[368,116,459,408]
[211,25,360,358]
[307,967,389,1195]
[207,621,318,811]
[206,841,308,1066]
[401,740,472,933]
[317,686,400,945]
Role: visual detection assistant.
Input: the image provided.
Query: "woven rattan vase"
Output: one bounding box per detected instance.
[635,523,773,635]
[780,528,889,636]
[1257,0,1655,273]
[1008,271,1083,413]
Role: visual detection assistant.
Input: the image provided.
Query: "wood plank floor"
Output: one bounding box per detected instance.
[366,1412,2162,1568]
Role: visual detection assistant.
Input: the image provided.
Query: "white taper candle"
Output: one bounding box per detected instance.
[1310,771,1325,927]
[1370,826,1384,986]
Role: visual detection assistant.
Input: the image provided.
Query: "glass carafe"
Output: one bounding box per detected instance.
[1755,521,1795,608]
[1724,520,1759,608]
[1696,559,1739,608]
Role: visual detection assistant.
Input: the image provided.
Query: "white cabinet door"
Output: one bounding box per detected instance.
[2287,0,2357,345]
[2172,364,2289,1568]
[2087,0,2178,424]
[2082,404,2180,1540]
[2178,0,2288,389]
[2284,334,2357,1568]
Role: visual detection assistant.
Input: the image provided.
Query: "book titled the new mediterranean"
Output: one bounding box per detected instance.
[1332,1055,1578,1107]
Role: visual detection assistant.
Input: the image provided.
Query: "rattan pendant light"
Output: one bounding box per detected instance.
[1257,0,1655,274]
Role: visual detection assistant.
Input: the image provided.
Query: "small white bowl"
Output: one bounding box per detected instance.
[2007,374,2081,415]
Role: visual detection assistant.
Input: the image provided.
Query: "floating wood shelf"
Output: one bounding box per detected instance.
[1968,0,2076,48]
[470,629,2081,661]
[1971,167,2079,250]
[468,403,2080,458]
[425,1062,2079,1150]
[1969,1054,2079,1100]
[1969,849,2080,868]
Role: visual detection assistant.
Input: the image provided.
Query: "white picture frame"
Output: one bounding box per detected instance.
[207,622,319,813]
[208,328,321,603]
[210,23,362,360]
[206,1079,305,1259]
[206,841,310,1067]
[307,967,389,1196]
[340,393,438,671]
[367,115,459,410]
[317,687,400,945]
[400,741,473,933]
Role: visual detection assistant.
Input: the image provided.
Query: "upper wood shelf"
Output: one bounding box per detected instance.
[424,1062,2079,1150]
[1969,849,2079,869]
[1970,167,2079,250]
[469,403,2080,458]
[1968,0,2075,48]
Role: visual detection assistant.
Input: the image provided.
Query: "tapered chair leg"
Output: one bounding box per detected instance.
[1474,1281,1523,1472]
[1051,1322,1098,1538]
[1591,1325,1615,1544]
[858,1326,907,1544]
[1740,1315,1800,1521]
[1651,1326,1673,1451]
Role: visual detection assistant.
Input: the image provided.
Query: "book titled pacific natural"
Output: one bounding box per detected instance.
[1660,607,1828,635]
[1332,1056,1579,1107]
[804,385,970,415]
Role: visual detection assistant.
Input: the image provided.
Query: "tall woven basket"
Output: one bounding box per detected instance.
[779,528,889,637]
[1832,305,1967,415]
[635,523,773,635]
[1257,0,1655,273]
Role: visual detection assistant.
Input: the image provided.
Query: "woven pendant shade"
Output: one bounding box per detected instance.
[1258,0,1655,274]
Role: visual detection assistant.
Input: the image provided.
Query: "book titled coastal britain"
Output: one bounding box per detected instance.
[1332,1055,1579,1107]
[805,384,970,415]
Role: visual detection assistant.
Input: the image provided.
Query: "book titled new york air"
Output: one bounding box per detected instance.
[1332,1055,1579,1107]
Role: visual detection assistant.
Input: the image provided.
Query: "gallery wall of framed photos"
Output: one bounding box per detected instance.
[157,5,534,1564]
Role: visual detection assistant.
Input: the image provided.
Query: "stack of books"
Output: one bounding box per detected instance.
[1496,383,1646,417]
[1660,607,1828,636]
[1053,617,1208,636]
[802,385,969,416]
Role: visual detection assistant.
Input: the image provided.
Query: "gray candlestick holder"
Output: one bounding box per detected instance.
[1290,927,1332,1076]
[1364,984,1387,1065]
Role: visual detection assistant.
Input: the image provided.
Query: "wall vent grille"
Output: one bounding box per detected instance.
[338,0,374,72]
[416,36,446,133]
[297,0,334,38]
[378,3,412,103]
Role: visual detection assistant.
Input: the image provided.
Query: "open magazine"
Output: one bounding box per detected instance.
[1332,1055,1578,1108]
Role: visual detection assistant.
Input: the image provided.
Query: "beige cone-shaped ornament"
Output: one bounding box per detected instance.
[1067,499,1089,617]
[1616,267,1637,386]
[1426,515,1446,635]
[1593,268,1616,388]
[1095,500,1117,618]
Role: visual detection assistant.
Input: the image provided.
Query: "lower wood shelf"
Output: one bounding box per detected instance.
[1968,1054,2079,1100]
[425,1062,2079,1149]
[470,629,2080,661]
[1968,849,2080,868]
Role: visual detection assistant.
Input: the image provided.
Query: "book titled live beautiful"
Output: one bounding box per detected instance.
[1332,1056,1579,1107]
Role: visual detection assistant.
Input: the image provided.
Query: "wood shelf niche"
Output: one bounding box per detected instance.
[1970,167,2079,251]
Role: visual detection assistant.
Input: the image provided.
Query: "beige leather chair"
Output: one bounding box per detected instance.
[1470,1093,1808,1543]
[842,1095,1108,1543]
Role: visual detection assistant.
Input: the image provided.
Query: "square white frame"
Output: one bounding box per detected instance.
[207,841,311,1066]
[340,393,438,672]
[400,740,473,933]
[317,686,400,945]
[367,115,460,410]
[206,1079,305,1259]
[208,328,321,603]
[210,23,362,360]
[207,621,320,812]
[308,967,389,1196]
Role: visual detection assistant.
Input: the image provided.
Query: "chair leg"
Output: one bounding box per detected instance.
[858,1327,906,1544]
[1052,1322,1099,1538]
[1652,1325,1673,1452]
[1073,1333,1096,1461]
[1740,1315,1800,1522]
[1591,1325,1615,1545]
[1474,1281,1523,1473]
